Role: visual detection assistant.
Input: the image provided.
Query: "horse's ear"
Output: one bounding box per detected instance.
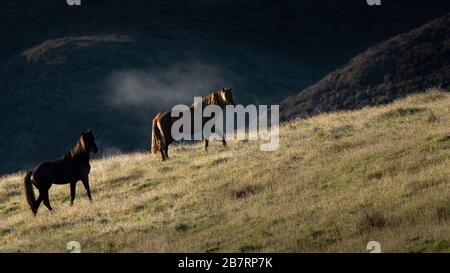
[222,86,232,93]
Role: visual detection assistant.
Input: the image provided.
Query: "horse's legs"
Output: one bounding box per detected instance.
[30,177,44,215]
[42,190,53,212]
[34,194,43,215]
[160,143,169,161]
[160,149,166,161]
[158,124,169,161]
[218,127,226,147]
[70,182,77,206]
[164,145,169,160]
[205,139,209,151]
[81,177,93,202]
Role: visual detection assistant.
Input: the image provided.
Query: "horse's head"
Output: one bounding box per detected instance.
[81,130,98,154]
[216,87,235,107]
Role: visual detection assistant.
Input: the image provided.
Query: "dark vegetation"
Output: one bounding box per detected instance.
[280,13,450,120]
[1,0,449,174]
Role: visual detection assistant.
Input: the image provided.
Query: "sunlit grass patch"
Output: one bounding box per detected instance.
[0,89,448,252]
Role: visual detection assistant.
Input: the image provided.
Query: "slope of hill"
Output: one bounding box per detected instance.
[0,89,449,252]
[280,13,450,120]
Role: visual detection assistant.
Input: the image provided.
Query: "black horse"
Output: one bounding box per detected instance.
[24,130,98,215]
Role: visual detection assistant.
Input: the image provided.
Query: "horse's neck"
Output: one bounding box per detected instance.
[190,100,213,111]
[67,142,89,163]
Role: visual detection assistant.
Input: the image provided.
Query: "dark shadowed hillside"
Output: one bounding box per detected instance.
[1,0,450,174]
[280,13,450,120]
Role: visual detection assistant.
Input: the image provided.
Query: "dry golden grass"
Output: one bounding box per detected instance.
[0,89,449,252]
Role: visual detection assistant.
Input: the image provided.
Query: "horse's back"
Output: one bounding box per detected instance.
[32,159,82,185]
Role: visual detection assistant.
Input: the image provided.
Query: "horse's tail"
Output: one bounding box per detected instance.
[24,171,37,215]
[152,113,162,154]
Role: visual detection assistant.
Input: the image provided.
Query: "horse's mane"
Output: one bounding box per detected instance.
[61,135,88,160]
[190,91,223,110]
[202,92,217,105]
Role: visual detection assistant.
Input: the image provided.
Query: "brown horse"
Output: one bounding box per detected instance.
[151,87,235,160]
[24,130,98,215]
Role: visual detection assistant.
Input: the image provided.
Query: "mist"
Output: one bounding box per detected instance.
[106,62,229,112]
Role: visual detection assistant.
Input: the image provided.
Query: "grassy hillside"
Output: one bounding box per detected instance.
[0,89,449,253]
